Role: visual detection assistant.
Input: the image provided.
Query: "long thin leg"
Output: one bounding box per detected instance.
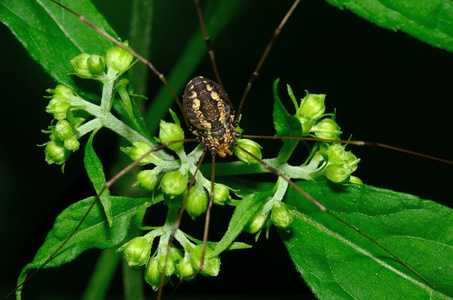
[193,0,234,110]
[50,0,189,127]
[242,135,453,165]
[200,155,216,271]
[6,139,197,299]
[157,150,208,300]
[234,143,435,289]
[235,0,301,121]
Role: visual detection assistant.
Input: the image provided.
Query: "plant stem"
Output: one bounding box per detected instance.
[81,248,121,300]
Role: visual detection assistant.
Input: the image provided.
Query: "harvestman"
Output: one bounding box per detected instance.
[7,0,453,299]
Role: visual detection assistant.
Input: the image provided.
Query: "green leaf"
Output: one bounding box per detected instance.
[0,0,115,94]
[16,195,153,299]
[272,79,303,164]
[280,181,453,299]
[325,0,453,53]
[212,190,272,257]
[84,130,112,226]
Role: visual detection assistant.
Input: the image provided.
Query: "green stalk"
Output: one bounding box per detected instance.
[81,249,121,300]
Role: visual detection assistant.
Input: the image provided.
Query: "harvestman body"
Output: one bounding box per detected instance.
[7,0,453,299]
[184,76,239,157]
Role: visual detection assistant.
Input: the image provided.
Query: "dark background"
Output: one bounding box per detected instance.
[1,0,452,299]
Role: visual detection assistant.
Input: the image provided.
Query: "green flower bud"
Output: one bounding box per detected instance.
[119,237,151,268]
[271,202,294,229]
[159,120,184,151]
[50,85,74,98]
[324,144,358,165]
[46,97,71,120]
[134,169,160,191]
[177,255,196,280]
[106,42,134,75]
[63,136,80,152]
[213,183,230,205]
[244,206,269,234]
[161,170,187,198]
[87,55,106,76]
[186,184,208,219]
[121,141,160,166]
[189,244,220,277]
[71,54,93,79]
[145,257,168,291]
[157,247,181,276]
[298,92,326,121]
[54,120,75,141]
[325,163,352,183]
[45,139,71,165]
[311,118,342,140]
[234,139,262,164]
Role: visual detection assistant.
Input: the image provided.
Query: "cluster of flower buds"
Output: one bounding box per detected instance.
[290,86,360,183]
[144,244,220,290]
[118,235,221,290]
[125,119,231,217]
[70,42,133,80]
[322,143,359,182]
[293,90,343,140]
[124,120,189,200]
[43,86,83,166]
[43,43,135,167]
[245,200,295,234]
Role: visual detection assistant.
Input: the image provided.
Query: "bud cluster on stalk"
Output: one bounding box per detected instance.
[43,85,83,167]
[117,233,221,290]
[42,43,135,167]
[245,199,295,235]
[288,84,361,183]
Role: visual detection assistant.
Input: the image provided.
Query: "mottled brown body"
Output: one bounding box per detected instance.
[183,76,238,157]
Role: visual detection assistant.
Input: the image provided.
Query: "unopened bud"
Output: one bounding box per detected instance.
[106,42,134,75]
[159,120,184,151]
[234,139,262,164]
[244,205,269,234]
[177,255,196,280]
[161,170,187,198]
[63,136,80,152]
[325,163,352,183]
[186,184,208,219]
[46,97,71,120]
[54,120,76,141]
[157,247,182,276]
[145,257,168,291]
[213,183,230,205]
[298,92,326,121]
[71,53,92,79]
[119,237,151,268]
[51,85,74,98]
[87,55,106,76]
[45,139,70,165]
[189,244,220,277]
[134,169,160,191]
[271,201,294,229]
[311,118,342,140]
[121,141,160,165]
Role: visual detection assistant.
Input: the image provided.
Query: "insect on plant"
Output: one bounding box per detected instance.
[1,0,453,299]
